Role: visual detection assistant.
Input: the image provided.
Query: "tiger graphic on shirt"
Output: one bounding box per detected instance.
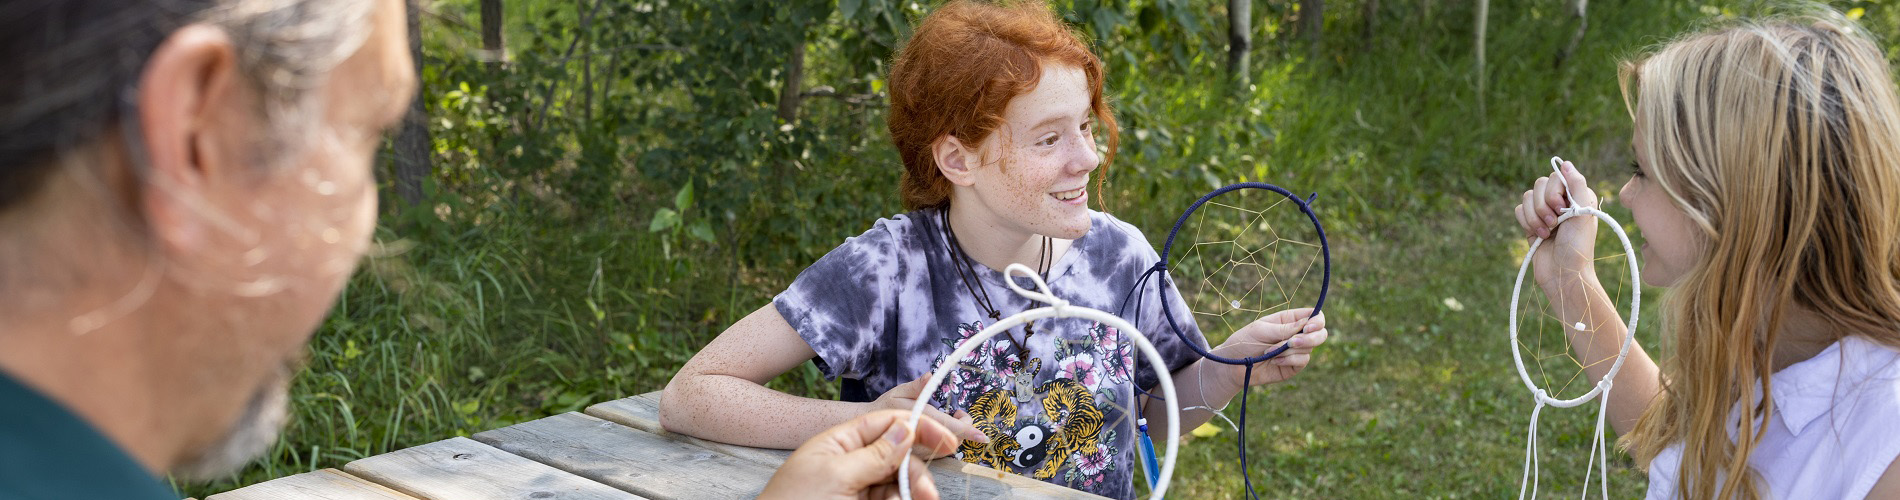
[926,319,1133,485]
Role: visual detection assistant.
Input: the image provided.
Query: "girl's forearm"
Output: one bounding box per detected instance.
[1547,275,1662,434]
[660,372,869,450]
[1141,358,1233,436]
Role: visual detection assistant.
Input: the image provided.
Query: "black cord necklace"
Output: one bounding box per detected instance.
[941,208,1052,365]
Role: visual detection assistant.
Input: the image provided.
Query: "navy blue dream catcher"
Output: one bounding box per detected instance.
[1120,182,1331,499]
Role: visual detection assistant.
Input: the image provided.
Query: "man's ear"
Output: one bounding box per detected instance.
[134,24,244,253]
[933,134,979,187]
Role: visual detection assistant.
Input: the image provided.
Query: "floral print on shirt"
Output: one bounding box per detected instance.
[774,208,1209,499]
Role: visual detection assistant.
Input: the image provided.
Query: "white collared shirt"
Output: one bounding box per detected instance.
[1647,335,1900,499]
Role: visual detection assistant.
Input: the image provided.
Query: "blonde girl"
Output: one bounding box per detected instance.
[1517,11,1900,499]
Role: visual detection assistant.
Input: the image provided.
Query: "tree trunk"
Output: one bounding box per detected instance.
[481,0,504,70]
[1474,0,1489,117]
[776,29,806,124]
[528,0,602,132]
[1227,0,1251,87]
[1554,0,1588,69]
[1299,0,1323,44]
[602,47,620,124]
[1359,0,1379,51]
[582,37,594,123]
[394,0,432,206]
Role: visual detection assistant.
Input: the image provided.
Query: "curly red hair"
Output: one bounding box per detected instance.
[887,0,1120,210]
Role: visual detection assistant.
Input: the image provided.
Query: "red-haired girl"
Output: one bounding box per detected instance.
[663,2,1327,497]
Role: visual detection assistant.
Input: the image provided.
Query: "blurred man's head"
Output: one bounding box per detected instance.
[0,0,414,480]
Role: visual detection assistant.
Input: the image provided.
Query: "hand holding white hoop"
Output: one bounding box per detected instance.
[1508,157,1641,500]
[1508,156,1640,407]
[899,263,1180,500]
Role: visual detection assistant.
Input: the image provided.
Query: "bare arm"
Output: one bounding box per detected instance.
[1867,455,1900,499]
[661,304,987,449]
[1138,357,1225,436]
[660,304,871,450]
[1545,274,1661,436]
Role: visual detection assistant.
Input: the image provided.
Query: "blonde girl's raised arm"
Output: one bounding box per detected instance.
[1546,276,1663,438]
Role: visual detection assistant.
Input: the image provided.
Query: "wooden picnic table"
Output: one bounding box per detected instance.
[207,391,1108,500]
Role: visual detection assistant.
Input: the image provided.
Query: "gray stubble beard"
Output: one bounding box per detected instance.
[170,365,292,482]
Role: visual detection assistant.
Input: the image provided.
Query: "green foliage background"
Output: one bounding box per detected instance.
[184,0,1900,497]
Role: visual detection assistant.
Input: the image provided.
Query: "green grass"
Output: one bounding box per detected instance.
[1149,197,1665,498]
[182,0,1897,498]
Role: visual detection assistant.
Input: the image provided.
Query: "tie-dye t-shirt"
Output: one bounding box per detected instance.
[774,207,1207,499]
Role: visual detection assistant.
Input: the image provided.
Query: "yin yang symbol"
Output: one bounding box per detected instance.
[1012,423,1050,469]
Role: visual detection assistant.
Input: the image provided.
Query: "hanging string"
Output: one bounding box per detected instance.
[1518,381,1617,500]
[1583,380,1613,500]
[1239,362,1262,500]
[1520,394,1546,500]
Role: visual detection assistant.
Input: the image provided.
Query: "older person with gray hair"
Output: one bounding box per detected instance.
[0,1,955,498]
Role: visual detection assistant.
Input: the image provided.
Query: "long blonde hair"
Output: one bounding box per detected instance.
[1619,12,1900,499]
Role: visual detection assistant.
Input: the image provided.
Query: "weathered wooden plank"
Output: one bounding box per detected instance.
[589,392,1104,499]
[583,393,792,466]
[580,392,662,432]
[206,468,417,500]
[923,459,1111,499]
[342,436,641,500]
[473,412,774,499]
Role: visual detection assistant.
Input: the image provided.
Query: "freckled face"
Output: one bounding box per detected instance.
[963,63,1100,240]
[1620,135,1701,287]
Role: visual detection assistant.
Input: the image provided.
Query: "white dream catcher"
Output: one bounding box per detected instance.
[1508,157,1641,499]
[900,263,1181,500]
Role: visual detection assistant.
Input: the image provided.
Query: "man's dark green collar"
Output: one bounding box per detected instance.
[0,370,179,500]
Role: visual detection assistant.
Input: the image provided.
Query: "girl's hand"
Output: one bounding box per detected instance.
[760,409,961,500]
[872,375,990,445]
[1211,308,1328,389]
[1515,159,1599,289]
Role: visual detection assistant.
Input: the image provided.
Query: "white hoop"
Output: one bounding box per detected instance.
[1507,157,1640,407]
[900,263,1180,500]
[1507,157,1640,499]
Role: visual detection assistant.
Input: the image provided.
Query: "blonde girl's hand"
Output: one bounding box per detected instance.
[871,375,991,445]
[759,409,961,500]
[1515,159,1599,289]
[1211,308,1328,389]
